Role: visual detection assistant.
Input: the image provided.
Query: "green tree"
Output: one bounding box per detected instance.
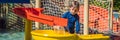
[113,0,120,11]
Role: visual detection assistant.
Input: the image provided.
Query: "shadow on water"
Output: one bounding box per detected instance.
[0,18,7,34]
[0,29,8,34]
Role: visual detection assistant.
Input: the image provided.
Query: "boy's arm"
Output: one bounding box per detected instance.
[61,12,68,18]
[76,19,80,28]
[75,15,80,33]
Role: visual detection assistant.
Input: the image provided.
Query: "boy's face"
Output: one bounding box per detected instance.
[70,7,79,15]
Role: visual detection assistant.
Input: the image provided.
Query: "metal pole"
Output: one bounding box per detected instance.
[35,0,40,29]
[25,19,32,40]
[84,0,89,35]
[109,0,113,35]
[35,0,40,8]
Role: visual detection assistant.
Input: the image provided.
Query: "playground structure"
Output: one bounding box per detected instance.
[0,0,120,40]
[12,0,120,40]
[13,7,110,40]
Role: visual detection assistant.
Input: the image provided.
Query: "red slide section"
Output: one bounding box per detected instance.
[13,8,67,27]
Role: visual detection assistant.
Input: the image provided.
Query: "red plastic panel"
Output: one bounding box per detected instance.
[53,17,68,27]
[13,8,68,27]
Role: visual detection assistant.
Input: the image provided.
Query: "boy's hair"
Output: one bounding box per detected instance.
[69,1,79,9]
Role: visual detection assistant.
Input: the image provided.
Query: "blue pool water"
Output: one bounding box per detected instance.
[0,31,24,40]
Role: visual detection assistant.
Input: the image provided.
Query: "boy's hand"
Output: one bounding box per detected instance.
[53,26,61,30]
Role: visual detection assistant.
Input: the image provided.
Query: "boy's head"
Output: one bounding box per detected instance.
[69,1,79,15]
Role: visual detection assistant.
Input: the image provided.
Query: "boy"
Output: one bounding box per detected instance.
[62,1,80,34]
